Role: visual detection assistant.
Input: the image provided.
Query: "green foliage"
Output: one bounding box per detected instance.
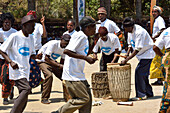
[86,0,100,19]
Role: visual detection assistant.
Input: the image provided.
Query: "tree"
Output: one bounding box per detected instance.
[136,0,142,21]
[100,0,111,17]
[27,0,35,11]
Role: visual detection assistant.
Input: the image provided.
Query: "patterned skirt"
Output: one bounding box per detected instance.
[0,59,14,98]
[150,48,165,79]
[159,50,170,113]
[29,58,43,88]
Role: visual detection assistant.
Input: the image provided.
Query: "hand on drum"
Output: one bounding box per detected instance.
[120,60,127,66]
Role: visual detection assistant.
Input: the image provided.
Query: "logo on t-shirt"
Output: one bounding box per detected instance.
[164,32,169,36]
[130,40,135,47]
[101,47,111,53]
[18,47,30,56]
[51,53,60,60]
[84,47,89,55]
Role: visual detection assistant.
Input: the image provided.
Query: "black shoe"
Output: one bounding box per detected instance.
[51,111,59,113]
[151,81,163,86]
[9,87,14,100]
[3,98,9,105]
[41,99,50,104]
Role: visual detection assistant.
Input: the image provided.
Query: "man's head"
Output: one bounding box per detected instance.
[97,7,107,22]
[152,5,163,18]
[21,15,35,35]
[1,12,15,31]
[60,34,71,48]
[98,26,108,41]
[79,16,97,36]
[67,19,75,33]
[123,17,134,33]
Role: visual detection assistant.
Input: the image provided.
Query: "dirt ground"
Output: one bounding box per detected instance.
[0,53,163,113]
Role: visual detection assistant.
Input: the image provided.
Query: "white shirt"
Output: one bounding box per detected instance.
[62,31,89,81]
[96,19,121,51]
[63,30,78,41]
[32,23,43,50]
[0,28,17,59]
[155,27,170,49]
[93,33,121,55]
[37,40,65,62]
[0,30,36,81]
[128,24,155,60]
[152,16,166,37]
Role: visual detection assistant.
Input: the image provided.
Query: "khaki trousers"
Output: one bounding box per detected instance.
[38,62,62,100]
[57,80,92,113]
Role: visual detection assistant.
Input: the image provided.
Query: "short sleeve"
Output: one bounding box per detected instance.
[112,37,121,49]
[0,34,14,52]
[110,21,120,33]
[44,43,55,55]
[134,33,144,49]
[155,34,165,50]
[93,41,100,53]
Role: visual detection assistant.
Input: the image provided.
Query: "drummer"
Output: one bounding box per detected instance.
[93,26,121,71]
[120,17,155,101]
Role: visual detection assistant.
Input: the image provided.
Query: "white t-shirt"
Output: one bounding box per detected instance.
[96,19,121,51]
[155,27,170,49]
[63,30,78,41]
[152,16,166,37]
[127,24,155,60]
[0,30,36,81]
[62,31,89,81]
[0,28,17,59]
[93,33,121,55]
[32,23,43,50]
[37,40,65,62]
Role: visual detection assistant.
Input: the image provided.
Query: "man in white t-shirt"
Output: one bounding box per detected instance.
[0,15,42,113]
[121,17,155,101]
[150,5,166,86]
[37,34,71,104]
[93,26,121,71]
[96,7,122,65]
[52,16,98,113]
[153,27,170,112]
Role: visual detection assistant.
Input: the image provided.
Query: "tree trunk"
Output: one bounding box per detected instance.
[136,0,142,21]
[28,0,35,11]
[73,0,78,27]
[100,0,111,18]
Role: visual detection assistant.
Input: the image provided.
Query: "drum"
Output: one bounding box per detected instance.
[107,63,131,102]
[62,80,71,102]
[91,71,111,98]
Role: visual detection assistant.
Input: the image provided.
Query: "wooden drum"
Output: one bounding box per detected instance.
[107,63,131,102]
[91,71,111,98]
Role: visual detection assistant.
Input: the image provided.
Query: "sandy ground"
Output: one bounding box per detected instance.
[0,53,163,113]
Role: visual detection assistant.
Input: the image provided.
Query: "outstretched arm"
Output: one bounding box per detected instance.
[64,49,97,64]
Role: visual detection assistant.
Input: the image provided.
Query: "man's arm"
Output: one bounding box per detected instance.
[64,49,96,64]
[153,45,163,57]
[40,15,47,45]
[121,49,139,65]
[45,55,63,69]
[0,50,19,69]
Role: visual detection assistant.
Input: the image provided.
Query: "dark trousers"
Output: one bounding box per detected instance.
[135,59,153,97]
[38,62,62,100]
[100,52,119,71]
[10,78,31,113]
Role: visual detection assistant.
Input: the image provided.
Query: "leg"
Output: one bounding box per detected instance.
[57,81,91,113]
[135,59,153,97]
[38,62,53,103]
[10,78,31,113]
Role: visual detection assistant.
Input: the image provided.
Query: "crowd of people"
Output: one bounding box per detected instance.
[0,5,169,113]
